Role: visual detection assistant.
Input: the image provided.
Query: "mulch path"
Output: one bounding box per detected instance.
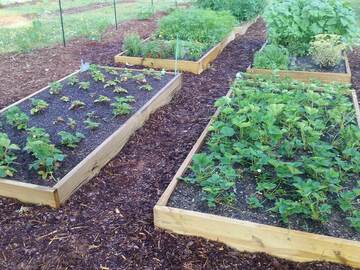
[0,19,358,270]
[349,48,360,99]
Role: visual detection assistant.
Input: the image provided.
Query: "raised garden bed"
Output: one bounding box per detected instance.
[0,66,182,208]
[247,43,352,84]
[154,75,360,268]
[114,21,255,74]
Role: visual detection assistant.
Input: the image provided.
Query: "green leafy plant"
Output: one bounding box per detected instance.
[60,96,70,102]
[113,86,128,94]
[139,84,153,92]
[196,0,265,22]
[142,39,173,59]
[25,139,64,180]
[67,75,79,86]
[26,127,50,145]
[79,81,90,91]
[69,100,85,110]
[264,0,358,55]
[104,80,117,88]
[89,65,105,82]
[253,45,289,70]
[58,131,85,149]
[94,95,111,104]
[309,34,345,68]
[111,96,135,117]
[0,133,19,177]
[49,81,62,95]
[84,118,100,130]
[4,106,29,130]
[122,33,143,56]
[67,118,76,129]
[30,98,49,115]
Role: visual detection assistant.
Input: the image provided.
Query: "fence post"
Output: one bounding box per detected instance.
[113,0,118,29]
[58,0,66,47]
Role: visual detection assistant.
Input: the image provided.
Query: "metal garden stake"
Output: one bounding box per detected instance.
[58,0,66,47]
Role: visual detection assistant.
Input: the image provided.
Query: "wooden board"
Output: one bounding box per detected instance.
[246,46,352,84]
[154,89,360,268]
[114,20,255,74]
[0,67,182,208]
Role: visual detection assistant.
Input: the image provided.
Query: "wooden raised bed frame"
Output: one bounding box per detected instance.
[246,44,352,84]
[154,89,360,268]
[0,67,182,208]
[114,20,255,74]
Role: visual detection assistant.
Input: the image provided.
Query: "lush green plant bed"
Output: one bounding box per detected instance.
[155,74,360,267]
[0,65,182,207]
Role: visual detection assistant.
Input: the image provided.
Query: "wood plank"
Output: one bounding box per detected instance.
[154,85,360,268]
[154,206,360,268]
[351,90,360,127]
[54,74,182,205]
[0,178,57,207]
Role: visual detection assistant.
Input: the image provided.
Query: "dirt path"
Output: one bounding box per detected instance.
[0,20,355,270]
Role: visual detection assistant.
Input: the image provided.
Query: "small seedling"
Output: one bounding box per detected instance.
[58,131,85,149]
[90,67,105,82]
[79,81,90,91]
[67,118,76,129]
[4,106,29,130]
[94,95,111,104]
[67,75,79,86]
[84,118,100,130]
[104,80,117,88]
[104,67,119,76]
[60,96,70,102]
[49,81,62,95]
[113,87,128,94]
[30,99,49,115]
[132,73,147,84]
[139,84,153,92]
[111,96,135,117]
[143,68,164,80]
[69,100,85,110]
[0,132,20,177]
[53,116,65,125]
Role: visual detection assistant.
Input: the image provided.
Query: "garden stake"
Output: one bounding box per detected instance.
[113,0,118,30]
[58,0,66,47]
[175,35,179,75]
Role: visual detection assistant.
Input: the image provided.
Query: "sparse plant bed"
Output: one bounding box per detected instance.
[0,65,182,208]
[115,9,256,74]
[155,74,360,268]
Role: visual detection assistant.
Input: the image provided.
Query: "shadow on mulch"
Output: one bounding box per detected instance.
[0,19,358,270]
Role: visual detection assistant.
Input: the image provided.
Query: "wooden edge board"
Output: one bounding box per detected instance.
[0,178,58,208]
[154,86,360,268]
[114,21,254,74]
[53,74,182,205]
[351,90,360,127]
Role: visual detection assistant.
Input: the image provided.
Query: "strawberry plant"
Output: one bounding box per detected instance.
[139,84,153,92]
[89,65,105,82]
[104,80,117,88]
[4,106,29,130]
[69,100,85,110]
[30,98,49,115]
[60,96,70,102]
[67,118,76,129]
[67,75,79,86]
[58,131,85,149]
[113,87,128,94]
[94,95,111,104]
[111,96,135,117]
[84,118,100,130]
[0,133,19,177]
[184,74,360,232]
[79,81,90,91]
[49,81,62,95]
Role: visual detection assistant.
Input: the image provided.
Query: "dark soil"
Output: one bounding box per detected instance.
[0,19,358,270]
[289,55,346,73]
[0,68,173,186]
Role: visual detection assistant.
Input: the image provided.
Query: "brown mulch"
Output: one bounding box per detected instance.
[0,19,358,270]
[0,14,162,110]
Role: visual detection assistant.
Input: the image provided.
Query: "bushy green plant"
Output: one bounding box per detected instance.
[196,0,265,22]
[4,106,29,130]
[157,8,236,45]
[49,81,62,95]
[253,45,289,70]
[58,131,85,149]
[142,40,173,59]
[111,96,135,116]
[0,133,19,177]
[309,34,345,68]
[122,33,143,56]
[30,99,49,115]
[184,74,360,232]
[264,0,358,55]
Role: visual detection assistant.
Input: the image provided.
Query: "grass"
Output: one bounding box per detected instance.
[0,0,193,54]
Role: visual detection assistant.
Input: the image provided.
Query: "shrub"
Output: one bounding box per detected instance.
[122,33,143,57]
[157,8,236,45]
[309,34,345,68]
[196,0,265,22]
[264,0,358,56]
[253,45,289,70]
[142,40,173,59]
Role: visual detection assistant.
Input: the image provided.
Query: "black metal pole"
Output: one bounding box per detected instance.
[58,0,66,47]
[113,0,118,30]
[151,0,154,15]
